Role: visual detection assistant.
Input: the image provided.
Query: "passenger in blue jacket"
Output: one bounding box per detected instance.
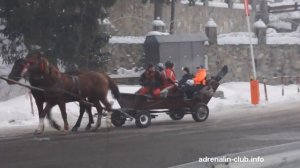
[179,67,194,98]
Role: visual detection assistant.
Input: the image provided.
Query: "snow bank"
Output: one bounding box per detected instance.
[218,32,258,45]
[110,67,143,78]
[267,28,300,44]
[217,30,300,45]
[209,82,300,110]
[0,59,28,101]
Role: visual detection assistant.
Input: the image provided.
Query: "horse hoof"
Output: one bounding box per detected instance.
[34,129,43,135]
[92,127,99,132]
[60,129,68,134]
[51,123,61,131]
[71,127,78,132]
[85,125,92,130]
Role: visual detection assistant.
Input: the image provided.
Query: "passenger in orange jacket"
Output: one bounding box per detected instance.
[185,65,207,99]
[186,65,206,86]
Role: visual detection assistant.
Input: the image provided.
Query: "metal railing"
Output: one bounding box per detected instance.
[268,2,300,13]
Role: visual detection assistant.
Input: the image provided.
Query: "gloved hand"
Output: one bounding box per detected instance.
[186,79,194,86]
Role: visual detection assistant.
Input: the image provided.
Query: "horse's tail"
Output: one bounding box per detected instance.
[106,75,120,100]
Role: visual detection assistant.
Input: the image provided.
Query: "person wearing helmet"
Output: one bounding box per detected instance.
[183,65,207,99]
[156,62,164,72]
[138,63,163,97]
[186,65,206,86]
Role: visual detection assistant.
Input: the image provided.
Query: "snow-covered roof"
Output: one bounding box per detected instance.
[109,36,145,44]
[147,31,169,36]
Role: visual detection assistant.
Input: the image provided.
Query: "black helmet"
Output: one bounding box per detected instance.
[165,61,174,68]
[182,67,190,74]
[196,64,205,69]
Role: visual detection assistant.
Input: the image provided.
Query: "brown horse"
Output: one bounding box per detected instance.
[8,59,95,131]
[9,53,119,134]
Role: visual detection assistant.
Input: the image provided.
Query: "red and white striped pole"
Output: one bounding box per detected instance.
[244,0,256,80]
[244,0,260,104]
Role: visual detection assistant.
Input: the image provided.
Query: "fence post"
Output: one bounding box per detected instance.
[281,76,285,96]
[205,18,218,45]
[225,0,233,9]
[263,78,268,101]
[297,76,300,93]
[203,0,209,6]
[253,19,267,45]
[260,0,269,24]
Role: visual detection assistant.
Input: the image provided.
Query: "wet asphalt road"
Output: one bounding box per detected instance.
[1,103,300,168]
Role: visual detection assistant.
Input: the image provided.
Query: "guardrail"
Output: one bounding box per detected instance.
[268,2,300,13]
[272,76,300,96]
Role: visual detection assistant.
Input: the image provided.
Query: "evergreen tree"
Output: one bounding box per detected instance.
[0,0,116,69]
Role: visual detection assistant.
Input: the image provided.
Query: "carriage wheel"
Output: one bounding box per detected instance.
[191,103,209,122]
[111,110,126,127]
[135,111,151,128]
[169,110,185,120]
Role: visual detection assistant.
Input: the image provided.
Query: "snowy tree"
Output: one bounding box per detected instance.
[0,0,116,69]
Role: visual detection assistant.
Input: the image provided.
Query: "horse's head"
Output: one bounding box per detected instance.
[7,58,27,84]
[20,53,52,77]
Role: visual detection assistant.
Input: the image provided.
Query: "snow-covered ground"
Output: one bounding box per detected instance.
[0,82,299,129]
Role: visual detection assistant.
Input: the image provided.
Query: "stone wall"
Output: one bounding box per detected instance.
[105,1,300,85]
[207,45,300,84]
[104,44,144,71]
[105,43,300,84]
[108,0,254,36]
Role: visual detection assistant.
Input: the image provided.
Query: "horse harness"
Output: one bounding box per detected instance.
[71,75,81,96]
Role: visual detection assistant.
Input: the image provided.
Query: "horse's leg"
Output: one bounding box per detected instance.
[35,98,44,119]
[99,96,113,128]
[85,104,94,130]
[71,102,85,132]
[58,102,69,131]
[35,103,54,134]
[46,110,61,131]
[92,100,103,131]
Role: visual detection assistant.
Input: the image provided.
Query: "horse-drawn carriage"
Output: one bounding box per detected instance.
[111,65,228,128]
[4,54,228,133]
